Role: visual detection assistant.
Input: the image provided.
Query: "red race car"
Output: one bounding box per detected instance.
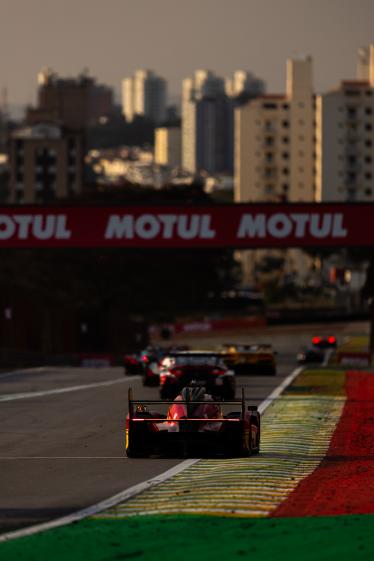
[158,351,236,400]
[125,386,260,458]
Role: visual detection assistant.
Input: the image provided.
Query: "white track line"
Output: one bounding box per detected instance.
[0,376,140,402]
[0,457,127,460]
[0,367,303,543]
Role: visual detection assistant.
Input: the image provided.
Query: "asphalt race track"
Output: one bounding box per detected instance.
[0,321,366,534]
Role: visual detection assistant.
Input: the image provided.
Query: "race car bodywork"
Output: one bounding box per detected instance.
[141,346,191,386]
[158,351,235,400]
[296,336,337,365]
[221,343,277,375]
[125,387,260,458]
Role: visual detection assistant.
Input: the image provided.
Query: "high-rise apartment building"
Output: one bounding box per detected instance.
[182,70,233,174]
[235,56,314,282]
[122,70,167,124]
[225,71,265,99]
[315,45,374,202]
[27,68,114,130]
[154,127,181,168]
[235,56,314,203]
[9,124,83,203]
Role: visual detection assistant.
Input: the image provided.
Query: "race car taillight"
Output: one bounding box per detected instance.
[125,356,137,365]
[312,336,322,345]
[142,355,149,363]
[328,336,336,344]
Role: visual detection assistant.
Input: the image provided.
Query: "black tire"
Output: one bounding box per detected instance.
[126,447,150,458]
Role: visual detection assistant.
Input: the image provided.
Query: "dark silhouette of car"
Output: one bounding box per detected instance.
[158,351,235,400]
[125,386,260,458]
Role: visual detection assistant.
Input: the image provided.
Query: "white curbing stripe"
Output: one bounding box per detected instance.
[0,367,304,543]
[0,460,199,543]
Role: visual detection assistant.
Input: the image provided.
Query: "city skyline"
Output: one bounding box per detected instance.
[1,0,374,108]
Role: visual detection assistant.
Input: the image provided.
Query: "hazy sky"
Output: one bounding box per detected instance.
[1,0,373,106]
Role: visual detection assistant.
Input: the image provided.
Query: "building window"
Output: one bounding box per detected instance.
[263,103,278,110]
[282,152,289,159]
[265,120,274,131]
[282,104,289,110]
[365,107,373,115]
[282,136,289,144]
[365,124,373,131]
[266,152,273,163]
[366,140,373,147]
[365,155,372,163]
[265,136,274,146]
[282,183,289,192]
[282,167,289,175]
[365,188,372,196]
[365,172,372,180]
[346,106,357,118]
[282,120,289,128]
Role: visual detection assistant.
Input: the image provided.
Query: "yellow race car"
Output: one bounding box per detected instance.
[220,342,277,376]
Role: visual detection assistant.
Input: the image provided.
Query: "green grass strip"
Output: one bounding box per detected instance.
[1,514,374,561]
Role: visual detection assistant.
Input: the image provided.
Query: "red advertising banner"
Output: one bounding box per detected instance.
[0,203,371,248]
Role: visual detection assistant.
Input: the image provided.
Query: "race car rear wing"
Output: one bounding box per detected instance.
[128,387,257,421]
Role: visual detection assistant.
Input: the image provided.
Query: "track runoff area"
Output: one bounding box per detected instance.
[1,325,374,560]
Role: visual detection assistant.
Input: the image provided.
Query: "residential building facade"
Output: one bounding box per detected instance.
[9,124,84,203]
[27,68,114,129]
[182,70,233,174]
[154,127,181,168]
[315,45,374,202]
[122,70,167,124]
[235,56,315,282]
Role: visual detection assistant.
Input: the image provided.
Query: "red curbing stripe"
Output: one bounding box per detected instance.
[272,370,374,517]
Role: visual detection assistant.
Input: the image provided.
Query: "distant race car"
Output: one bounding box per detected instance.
[310,336,337,349]
[141,345,191,387]
[220,343,277,376]
[296,336,337,364]
[123,354,144,375]
[158,351,236,400]
[125,386,260,458]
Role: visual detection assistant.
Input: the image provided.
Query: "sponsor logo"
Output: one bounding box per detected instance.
[0,214,71,240]
[237,213,348,239]
[105,214,216,240]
